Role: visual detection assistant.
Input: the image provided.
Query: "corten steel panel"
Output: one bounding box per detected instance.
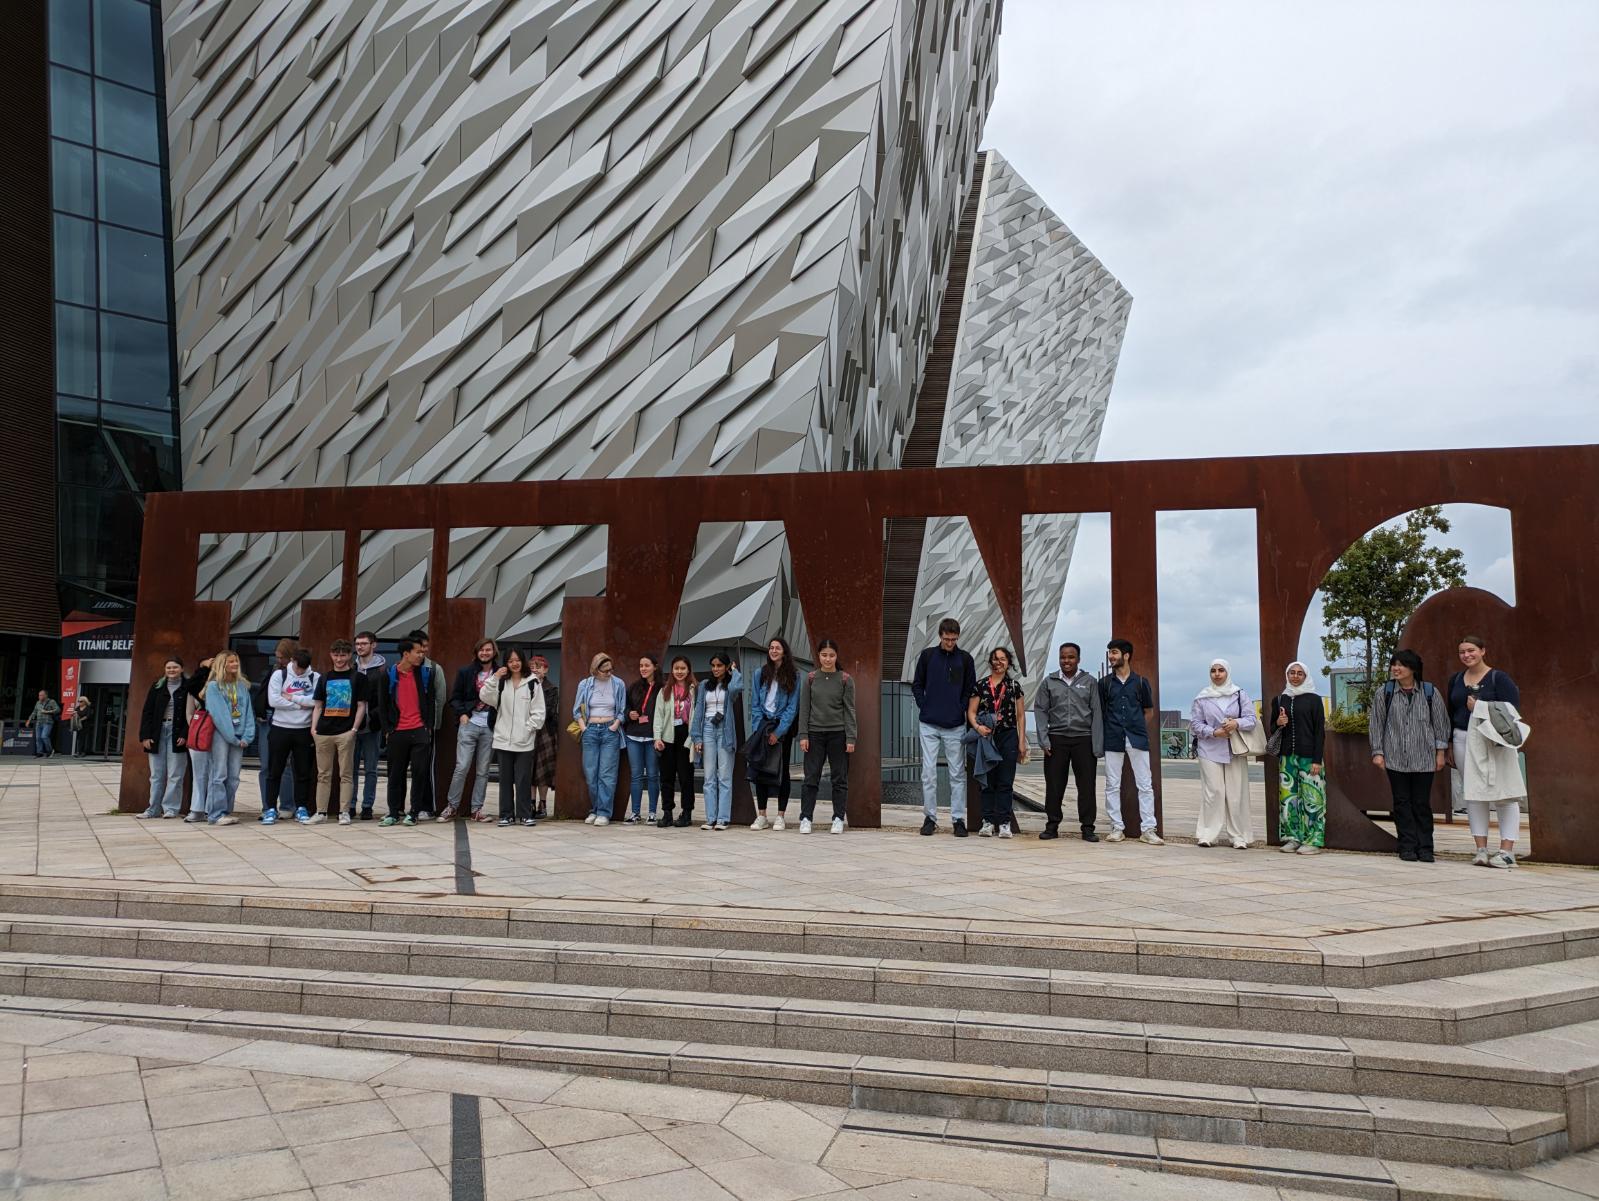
[121,446,1599,864]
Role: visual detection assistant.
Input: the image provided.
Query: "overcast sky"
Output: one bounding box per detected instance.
[984,0,1599,703]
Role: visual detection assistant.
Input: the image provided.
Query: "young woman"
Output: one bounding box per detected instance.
[1269,661,1326,855]
[481,646,546,828]
[573,652,626,825]
[202,651,253,826]
[1189,659,1256,849]
[1448,636,1524,867]
[1369,649,1451,863]
[623,655,663,824]
[529,655,559,817]
[182,660,214,823]
[798,639,855,835]
[691,654,743,830]
[967,647,1028,838]
[748,638,799,829]
[655,656,698,828]
[138,657,192,819]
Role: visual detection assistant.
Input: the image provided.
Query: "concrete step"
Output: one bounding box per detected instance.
[4,877,1597,987]
[0,989,1566,1180]
[6,910,1599,1046]
[0,947,1584,1169]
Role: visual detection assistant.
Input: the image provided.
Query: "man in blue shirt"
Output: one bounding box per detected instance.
[911,617,978,837]
[1098,639,1163,845]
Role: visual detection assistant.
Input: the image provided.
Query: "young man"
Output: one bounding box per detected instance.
[25,690,60,758]
[443,639,498,820]
[311,639,368,826]
[378,638,437,826]
[351,631,387,819]
[406,629,448,731]
[265,647,320,826]
[1099,639,1163,845]
[911,617,977,837]
[1033,642,1104,842]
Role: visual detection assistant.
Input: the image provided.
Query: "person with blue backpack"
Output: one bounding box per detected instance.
[1368,648,1451,862]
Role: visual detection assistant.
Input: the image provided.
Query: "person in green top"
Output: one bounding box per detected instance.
[26,690,61,758]
[797,639,856,835]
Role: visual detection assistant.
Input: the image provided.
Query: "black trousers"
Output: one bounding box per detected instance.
[1387,769,1436,858]
[266,726,314,813]
[1043,733,1097,832]
[497,748,534,822]
[755,729,795,812]
[980,727,1020,826]
[386,727,433,817]
[660,724,695,817]
[800,730,849,821]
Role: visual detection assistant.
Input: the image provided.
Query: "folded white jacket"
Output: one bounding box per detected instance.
[1464,702,1529,804]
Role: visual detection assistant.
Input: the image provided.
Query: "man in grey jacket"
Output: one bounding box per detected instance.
[1032,643,1104,842]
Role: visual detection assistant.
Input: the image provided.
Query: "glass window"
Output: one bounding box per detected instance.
[98,224,166,318]
[55,304,98,397]
[52,141,96,216]
[97,154,163,232]
[56,394,98,421]
[58,418,123,490]
[102,409,180,492]
[54,214,97,306]
[50,67,93,144]
[95,78,160,163]
[49,0,92,71]
[94,0,156,91]
[59,484,144,586]
[99,312,171,407]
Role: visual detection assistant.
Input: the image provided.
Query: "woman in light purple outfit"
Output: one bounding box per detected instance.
[1189,658,1256,849]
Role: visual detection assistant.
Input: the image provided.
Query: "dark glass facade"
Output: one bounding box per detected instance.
[47,0,179,613]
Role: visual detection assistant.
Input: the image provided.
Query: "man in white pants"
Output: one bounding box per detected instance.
[1099,638,1163,845]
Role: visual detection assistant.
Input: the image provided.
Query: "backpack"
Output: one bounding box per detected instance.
[1381,679,1439,738]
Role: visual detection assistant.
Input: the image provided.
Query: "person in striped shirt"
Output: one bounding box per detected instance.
[1368,649,1451,863]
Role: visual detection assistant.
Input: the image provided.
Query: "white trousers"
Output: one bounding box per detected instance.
[1103,747,1155,831]
[1197,755,1252,846]
[1452,729,1522,844]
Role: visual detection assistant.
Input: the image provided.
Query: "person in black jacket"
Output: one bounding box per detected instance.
[376,639,438,825]
[911,618,978,837]
[442,639,499,821]
[138,657,192,818]
[1269,661,1327,855]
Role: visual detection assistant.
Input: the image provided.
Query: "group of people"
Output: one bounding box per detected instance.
[23,690,92,758]
[131,616,1526,863]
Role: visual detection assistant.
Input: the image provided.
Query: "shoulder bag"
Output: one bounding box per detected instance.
[1264,695,1286,757]
[1228,692,1268,758]
[187,705,216,752]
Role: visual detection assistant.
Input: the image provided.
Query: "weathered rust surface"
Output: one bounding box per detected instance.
[119,445,1599,863]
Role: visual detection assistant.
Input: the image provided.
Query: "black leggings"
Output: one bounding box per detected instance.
[800,730,848,821]
[660,725,695,817]
[497,749,534,821]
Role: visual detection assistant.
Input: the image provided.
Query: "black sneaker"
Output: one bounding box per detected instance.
[919,817,937,836]
[1399,852,1419,862]
[1038,825,1059,841]
[359,810,374,821]
[656,813,672,829]
[1082,830,1100,843]
[673,812,693,828]
[1418,853,1435,863]
[953,819,968,838]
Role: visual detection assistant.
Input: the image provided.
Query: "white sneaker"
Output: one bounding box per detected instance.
[1471,848,1490,866]
[594,816,610,827]
[998,825,1013,839]
[1295,844,1322,855]
[830,818,844,835]
[773,815,786,831]
[751,815,770,830]
[1141,831,1165,846]
[1488,850,1517,869]
[308,813,327,825]
[584,813,597,824]
[1105,829,1125,843]
[978,822,994,837]
[1232,839,1249,850]
[338,813,351,826]
[799,819,812,834]
[1279,839,1300,853]
[715,822,729,830]
[214,816,238,826]
[701,821,715,830]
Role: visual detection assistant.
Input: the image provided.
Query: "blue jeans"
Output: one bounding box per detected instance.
[918,721,968,822]
[702,740,736,824]
[354,729,381,813]
[581,725,620,818]
[207,741,244,821]
[445,720,494,813]
[257,719,294,810]
[187,748,211,818]
[625,738,660,816]
[146,722,186,816]
[34,720,55,756]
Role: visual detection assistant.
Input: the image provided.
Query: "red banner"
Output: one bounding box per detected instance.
[60,660,82,711]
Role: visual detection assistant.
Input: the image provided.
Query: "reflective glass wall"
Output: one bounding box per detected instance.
[47,0,179,609]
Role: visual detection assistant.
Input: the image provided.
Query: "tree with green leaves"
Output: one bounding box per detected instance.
[1319,506,1467,711]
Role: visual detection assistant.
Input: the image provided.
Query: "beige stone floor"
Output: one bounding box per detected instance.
[0,762,1592,940]
[2,1010,1594,1201]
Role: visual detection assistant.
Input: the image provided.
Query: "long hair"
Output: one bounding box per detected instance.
[759,638,797,693]
[707,652,732,692]
[667,655,697,696]
[208,651,248,695]
[987,646,1015,678]
[816,638,842,667]
[502,645,529,679]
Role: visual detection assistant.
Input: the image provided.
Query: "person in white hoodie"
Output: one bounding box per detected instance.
[265,646,320,827]
[480,645,547,828]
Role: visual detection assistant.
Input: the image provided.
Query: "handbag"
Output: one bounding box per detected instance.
[186,708,215,752]
[1228,692,1267,758]
[1264,694,1286,757]
[566,701,586,742]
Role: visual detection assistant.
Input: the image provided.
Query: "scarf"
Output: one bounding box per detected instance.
[1196,658,1242,701]
[1283,661,1318,698]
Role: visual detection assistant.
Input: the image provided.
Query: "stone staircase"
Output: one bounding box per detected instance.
[2,881,1598,1198]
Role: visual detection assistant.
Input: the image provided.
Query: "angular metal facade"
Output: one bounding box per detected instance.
[166,0,998,647]
[898,151,1132,679]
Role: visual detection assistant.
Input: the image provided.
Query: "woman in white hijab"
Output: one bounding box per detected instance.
[1189,659,1256,848]
[1269,662,1326,855]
